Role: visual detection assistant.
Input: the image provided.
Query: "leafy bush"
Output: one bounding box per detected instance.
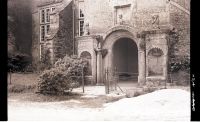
[168,30,190,73]
[37,55,88,95]
[38,47,52,71]
[8,52,31,72]
[169,56,190,73]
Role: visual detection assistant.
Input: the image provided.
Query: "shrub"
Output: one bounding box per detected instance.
[37,55,88,95]
[169,56,190,73]
[168,30,190,74]
[38,47,52,71]
[8,52,31,72]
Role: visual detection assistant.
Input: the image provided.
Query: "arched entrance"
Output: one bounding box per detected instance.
[112,37,138,82]
[101,26,146,86]
[80,51,92,76]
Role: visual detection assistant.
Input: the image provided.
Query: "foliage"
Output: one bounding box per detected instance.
[168,30,190,73]
[8,0,32,55]
[53,4,73,61]
[168,30,179,57]
[8,16,16,56]
[37,55,88,95]
[169,55,190,73]
[38,47,52,71]
[8,52,31,72]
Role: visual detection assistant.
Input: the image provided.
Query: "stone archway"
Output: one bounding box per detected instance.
[80,51,92,76]
[112,37,138,82]
[102,27,146,85]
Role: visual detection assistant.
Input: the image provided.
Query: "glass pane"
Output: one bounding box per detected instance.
[46,9,50,22]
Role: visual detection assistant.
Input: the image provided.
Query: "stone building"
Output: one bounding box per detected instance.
[32,0,190,85]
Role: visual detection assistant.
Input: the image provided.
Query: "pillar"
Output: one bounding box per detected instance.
[96,51,103,85]
[138,39,146,85]
[92,51,97,85]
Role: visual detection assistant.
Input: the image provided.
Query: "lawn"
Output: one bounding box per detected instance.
[8,72,38,86]
[8,72,38,93]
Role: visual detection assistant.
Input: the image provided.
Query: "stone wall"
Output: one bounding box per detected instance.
[53,1,73,62]
[76,0,169,35]
[32,0,190,85]
[168,0,190,83]
[74,0,113,35]
[169,2,190,57]
[77,36,98,84]
[32,0,73,68]
[135,0,169,31]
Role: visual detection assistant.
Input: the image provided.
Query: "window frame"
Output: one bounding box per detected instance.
[51,7,55,12]
[79,20,84,36]
[79,9,84,18]
[46,24,50,35]
[45,8,50,23]
[40,25,45,42]
[40,9,45,24]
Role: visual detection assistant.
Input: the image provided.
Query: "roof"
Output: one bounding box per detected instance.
[37,0,63,7]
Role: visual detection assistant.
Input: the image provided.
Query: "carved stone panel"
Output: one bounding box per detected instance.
[147,48,164,76]
[115,5,131,25]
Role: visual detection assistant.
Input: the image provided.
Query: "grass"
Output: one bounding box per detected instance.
[8,72,190,108]
[8,72,39,93]
[8,84,36,93]
[8,72,124,108]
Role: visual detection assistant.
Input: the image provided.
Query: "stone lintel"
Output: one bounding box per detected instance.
[139,28,172,38]
[75,35,103,41]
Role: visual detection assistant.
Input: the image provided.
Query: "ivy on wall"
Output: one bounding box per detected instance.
[168,30,190,74]
[53,2,73,62]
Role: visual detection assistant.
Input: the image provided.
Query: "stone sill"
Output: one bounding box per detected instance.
[146,76,166,81]
[75,35,99,40]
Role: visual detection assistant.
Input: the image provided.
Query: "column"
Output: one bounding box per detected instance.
[138,38,146,86]
[92,51,97,85]
[96,50,103,85]
[163,45,168,81]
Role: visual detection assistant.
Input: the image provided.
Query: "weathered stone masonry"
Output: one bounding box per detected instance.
[32,0,190,85]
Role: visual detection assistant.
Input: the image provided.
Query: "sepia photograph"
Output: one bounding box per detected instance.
[7,0,191,121]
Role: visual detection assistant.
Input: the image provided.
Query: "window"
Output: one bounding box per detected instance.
[41,10,45,23]
[40,25,45,42]
[40,8,50,24]
[46,8,50,23]
[79,20,84,36]
[39,7,52,60]
[51,7,55,12]
[40,8,51,41]
[46,24,50,35]
[78,1,84,36]
[79,9,84,18]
